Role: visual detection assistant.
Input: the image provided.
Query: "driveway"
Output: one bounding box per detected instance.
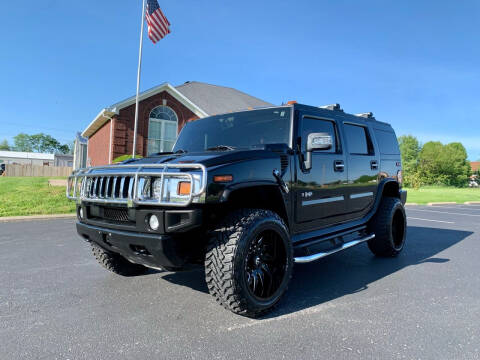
[1,205,479,359]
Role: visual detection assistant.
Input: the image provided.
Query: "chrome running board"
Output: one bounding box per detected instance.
[294,234,375,263]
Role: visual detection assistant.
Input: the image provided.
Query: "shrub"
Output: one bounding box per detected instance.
[112,154,143,163]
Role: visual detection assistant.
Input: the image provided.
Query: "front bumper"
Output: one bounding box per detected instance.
[76,222,188,269]
[400,189,407,205]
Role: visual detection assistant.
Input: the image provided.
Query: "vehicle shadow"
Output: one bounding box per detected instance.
[160,226,473,317]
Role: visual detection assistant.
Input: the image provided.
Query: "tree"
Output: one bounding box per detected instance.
[13,133,33,152]
[0,139,10,150]
[398,135,420,187]
[13,133,71,154]
[418,141,470,187]
[443,142,471,186]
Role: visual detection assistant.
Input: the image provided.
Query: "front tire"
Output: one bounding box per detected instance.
[205,209,293,317]
[368,197,407,257]
[91,243,148,276]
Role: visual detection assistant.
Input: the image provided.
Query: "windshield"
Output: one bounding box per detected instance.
[173,107,291,152]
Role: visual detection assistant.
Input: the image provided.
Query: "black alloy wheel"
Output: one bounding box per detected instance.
[205,209,293,317]
[368,196,407,257]
[245,230,288,300]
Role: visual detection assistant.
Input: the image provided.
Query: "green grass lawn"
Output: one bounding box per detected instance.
[0,177,76,217]
[404,186,480,204]
[1,177,478,216]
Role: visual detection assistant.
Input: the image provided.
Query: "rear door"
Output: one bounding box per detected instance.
[294,114,348,231]
[342,122,379,219]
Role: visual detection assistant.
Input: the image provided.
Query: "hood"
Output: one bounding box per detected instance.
[124,144,290,168]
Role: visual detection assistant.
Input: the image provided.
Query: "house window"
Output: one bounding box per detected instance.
[147,106,178,155]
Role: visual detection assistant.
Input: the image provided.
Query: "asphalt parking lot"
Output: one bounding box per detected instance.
[1,205,480,360]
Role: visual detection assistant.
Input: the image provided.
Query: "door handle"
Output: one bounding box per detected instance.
[370,160,378,170]
[334,160,344,172]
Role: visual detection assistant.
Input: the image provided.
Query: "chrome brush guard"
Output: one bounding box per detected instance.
[67,163,207,207]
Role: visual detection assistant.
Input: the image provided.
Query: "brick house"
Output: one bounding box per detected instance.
[81,81,272,166]
[471,162,480,179]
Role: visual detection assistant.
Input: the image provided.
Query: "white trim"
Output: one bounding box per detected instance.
[82,83,210,138]
[109,117,114,164]
[147,105,178,154]
[81,109,116,138]
[302,196,344,206]
[350,192,374,199]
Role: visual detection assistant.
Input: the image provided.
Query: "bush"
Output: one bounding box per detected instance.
[112,154,143,163]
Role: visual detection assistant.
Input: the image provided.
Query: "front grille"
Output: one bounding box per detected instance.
[84,175,134,200]
[103,207,130,222]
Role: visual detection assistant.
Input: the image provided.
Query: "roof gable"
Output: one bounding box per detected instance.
[82,81,273,137]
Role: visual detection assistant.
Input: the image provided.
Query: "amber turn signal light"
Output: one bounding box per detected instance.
[177,181,191,195]
[213,175,233,183]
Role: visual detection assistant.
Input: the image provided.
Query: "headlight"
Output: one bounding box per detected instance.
[139,173,203,205]
[162,176,191,203]
[152,178,162,199]
[151,176,192,203]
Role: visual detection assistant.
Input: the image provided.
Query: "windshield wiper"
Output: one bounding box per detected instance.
[206,145,236,151]
[174,149,187,154]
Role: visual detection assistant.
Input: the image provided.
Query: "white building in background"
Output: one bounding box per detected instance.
[0,151,54,166]
[0,151,73,167]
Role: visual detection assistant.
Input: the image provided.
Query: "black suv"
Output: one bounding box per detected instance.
[68,103,407,317]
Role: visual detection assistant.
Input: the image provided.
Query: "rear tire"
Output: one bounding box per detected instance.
[91,243,148,276]
[368,197,407,257]
[205,209,293,317]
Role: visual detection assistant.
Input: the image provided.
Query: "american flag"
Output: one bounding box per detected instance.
[145,0,170,44]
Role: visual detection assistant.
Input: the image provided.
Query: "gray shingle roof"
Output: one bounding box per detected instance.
[175,81,273,115]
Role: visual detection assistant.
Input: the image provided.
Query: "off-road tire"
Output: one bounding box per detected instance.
[368,196,407,257]
[205,209,293,317]
[91,243,148,276]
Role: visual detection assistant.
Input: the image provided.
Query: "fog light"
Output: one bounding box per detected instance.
[78,207,84,220]
[149,214,160,231]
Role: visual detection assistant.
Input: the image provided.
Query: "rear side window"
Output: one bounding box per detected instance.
[344,123,373,155]
[301,117,339,153]
[374,129,400,155]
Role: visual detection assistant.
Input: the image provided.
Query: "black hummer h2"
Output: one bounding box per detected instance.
[68,103,407,317]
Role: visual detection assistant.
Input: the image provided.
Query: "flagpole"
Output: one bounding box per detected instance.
[132,0,146,158]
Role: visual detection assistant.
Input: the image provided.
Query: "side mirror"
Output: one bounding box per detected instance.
[304,132,332,170]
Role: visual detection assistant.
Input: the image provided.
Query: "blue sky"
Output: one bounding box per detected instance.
[1,0,479,159]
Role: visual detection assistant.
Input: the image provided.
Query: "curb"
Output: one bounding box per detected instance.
[0,214,76,223]
[464,201,480,205]
[427,202,457,206]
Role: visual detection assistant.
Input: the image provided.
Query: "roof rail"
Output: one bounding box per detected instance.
[354,112,375,119]
[319,103,343,112]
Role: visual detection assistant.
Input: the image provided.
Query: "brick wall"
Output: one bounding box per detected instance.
[87,90,200,166]
[113,90,198,160]
[87,119,112,167]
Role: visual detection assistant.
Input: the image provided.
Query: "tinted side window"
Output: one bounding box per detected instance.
[301,117,338,153]
[374,129,400,155]
[344,124,372,155]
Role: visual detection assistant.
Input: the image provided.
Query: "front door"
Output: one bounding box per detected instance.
[294,115,348,232]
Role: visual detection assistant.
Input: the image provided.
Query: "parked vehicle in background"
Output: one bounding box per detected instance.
[0,163,5,176]
[67,103,407,317]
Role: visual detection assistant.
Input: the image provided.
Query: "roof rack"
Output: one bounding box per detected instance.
[319,103,343,112]
[354,112,375,119]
